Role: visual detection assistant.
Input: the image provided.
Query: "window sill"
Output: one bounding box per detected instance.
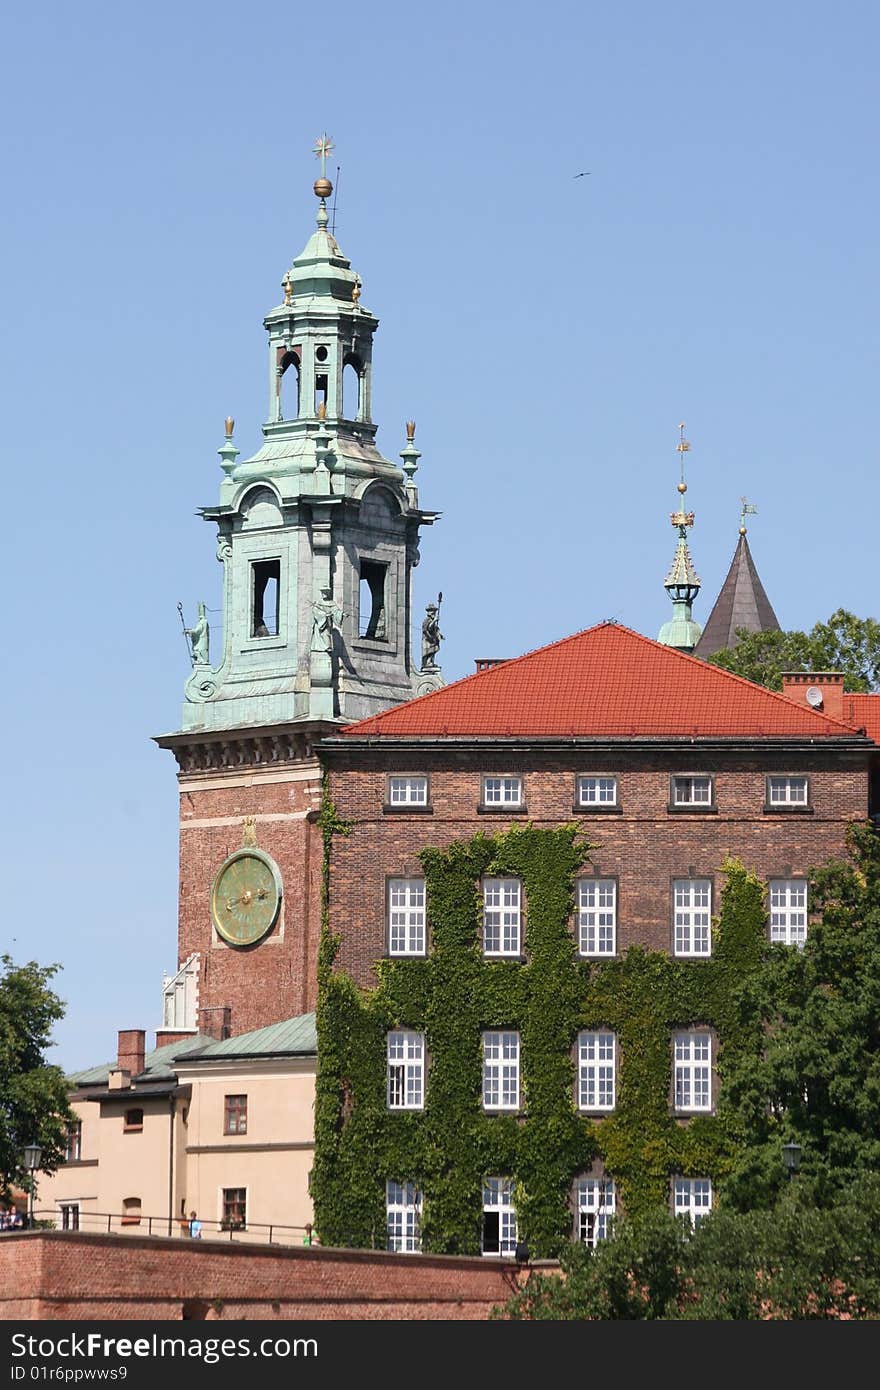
[477,804,528,815]
[571,804,623,815]
[223,1131,248,1138]
[60,1158,99,1168]
[672,953,713,961]
[666,804,718,815]
[123,1128,144,1135]
[578,953,618,962]
[387,951,428,960]
[672,1109,715,1119]
[483,954,526,963]
[382,804,434,815]
[763,804,813,815]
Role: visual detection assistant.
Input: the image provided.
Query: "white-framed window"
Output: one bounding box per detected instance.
[482,1031,520,1110]
[673,1177,712,1226]
[672,775,713,806]
[388,878,426,956]
[482,776,522,806]
[388,776,428,806]
[577,1031,616,1111]
[767,775,808,806]
[63,1121,82,1163]
[674,1031,712,1112]
[386,1031,425,1110]
[482,877,522,956]
[386,1180,422,1252]
[673,879,712,956]
[576,1177,616,1246]
[769,879,808,947]
[578,776,618,806]
[482,1177,517,1255]
[577,878,617,956]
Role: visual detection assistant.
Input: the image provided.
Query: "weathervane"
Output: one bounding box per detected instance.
[740,496,758,535]
[670,422,695,530]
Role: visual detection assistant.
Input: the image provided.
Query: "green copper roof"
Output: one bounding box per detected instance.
[175,1013,317,1062]
[67,1032,214,1087]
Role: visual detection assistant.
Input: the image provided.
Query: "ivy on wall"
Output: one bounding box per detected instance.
[311,807,770,1257]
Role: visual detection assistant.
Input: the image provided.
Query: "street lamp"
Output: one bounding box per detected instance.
[22,1143,42,1228]
[782,1141,802,1179]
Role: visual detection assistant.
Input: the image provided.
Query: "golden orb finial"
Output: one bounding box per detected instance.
[739,525,747,535]
[314,176,333,199]
[677,481,687,494]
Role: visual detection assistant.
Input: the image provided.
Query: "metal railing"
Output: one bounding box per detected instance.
[29,1208,317,1248]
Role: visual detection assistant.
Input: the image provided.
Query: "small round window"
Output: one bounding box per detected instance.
[315,345,329,362]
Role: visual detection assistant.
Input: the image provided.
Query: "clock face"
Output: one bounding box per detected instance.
[211,849,282,947]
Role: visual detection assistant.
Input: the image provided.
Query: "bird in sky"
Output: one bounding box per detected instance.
[574,171,591,177]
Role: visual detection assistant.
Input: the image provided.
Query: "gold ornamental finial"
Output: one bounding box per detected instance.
[225,416,235,439]
[670,423,695,529]
[317,400,327,421]
[283,273,293,307]
[352,275,361,304]
[242,816,258,847]
[405,419,416,442]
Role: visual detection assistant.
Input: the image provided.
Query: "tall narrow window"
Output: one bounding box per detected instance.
[221,1188,247,1230]
[674,1032,712,1112]
[252,560,280,638]
[358,560,387,639]
[673,879,712,956]
[386,1181,422,1252]
[387,878,426,956]
[577,1031,616,1111]
[769,879,808,946]
[578,879,616,956]
[482,1178,517,1255]
[343,357,361,419]
[576,1177,616,1246]
[223,1094,248,1135]
[482,1032,520,1110]
[64,1121,82,1163]
[279,349,300,420]
[673,1177,712,1226]
[386,1031,425,1110]
[482,878,522,956]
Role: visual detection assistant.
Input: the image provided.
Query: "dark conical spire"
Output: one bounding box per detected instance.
[694,528,780,658]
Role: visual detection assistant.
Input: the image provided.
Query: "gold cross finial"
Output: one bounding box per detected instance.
[313,133,335,178]
[670,423,695,528]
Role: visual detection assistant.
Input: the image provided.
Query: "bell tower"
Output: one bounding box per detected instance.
[155,140,441,1043]
[180,135,439,733]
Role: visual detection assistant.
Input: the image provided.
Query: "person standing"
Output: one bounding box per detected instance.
[188,1210,203,1239]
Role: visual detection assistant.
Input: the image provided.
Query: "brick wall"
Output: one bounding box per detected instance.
[326,749,868,986]
[0,1232,530,1320]
[176,762,324,1036]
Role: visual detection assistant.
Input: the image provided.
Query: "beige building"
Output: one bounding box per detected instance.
[38,1016,316,1245]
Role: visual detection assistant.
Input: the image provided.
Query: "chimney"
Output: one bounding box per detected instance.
[780,671,845,721]
[474,658,507,672]
[198,1005,231,1041]
[117,1029,146,1078]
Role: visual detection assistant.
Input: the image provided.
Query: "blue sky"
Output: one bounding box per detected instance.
[3,2,877,1068]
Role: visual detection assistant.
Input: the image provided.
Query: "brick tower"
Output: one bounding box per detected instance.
[156,139,440,1041]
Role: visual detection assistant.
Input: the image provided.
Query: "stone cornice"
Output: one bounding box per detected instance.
[154,720,342,775]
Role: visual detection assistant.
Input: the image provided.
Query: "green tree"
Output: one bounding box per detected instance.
[500,1177,880,1319]
[0,956,71,1198]
[707,609,880,691]
[722,821,880,1209]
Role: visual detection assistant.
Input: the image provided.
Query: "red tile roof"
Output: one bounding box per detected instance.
[343,623,871,740]
[844,693,880,744]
